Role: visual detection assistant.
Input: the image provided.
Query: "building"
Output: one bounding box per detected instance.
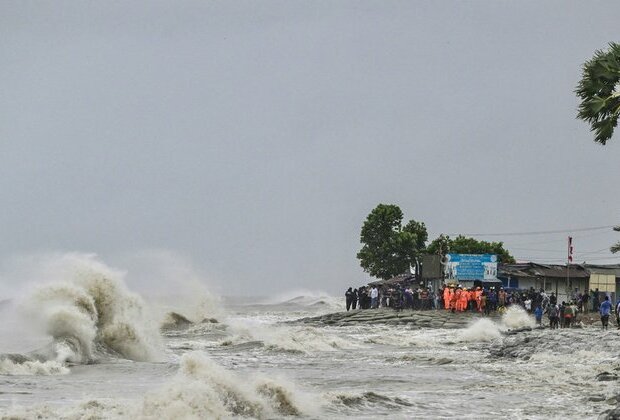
[498,262,620,303]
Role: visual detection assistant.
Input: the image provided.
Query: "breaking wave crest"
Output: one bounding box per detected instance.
[459,306,535,342]
[142,351,312,418]
[330,391,413,410]
[19,254,162,365]
[222,321,357,354]
[0,354,69,376]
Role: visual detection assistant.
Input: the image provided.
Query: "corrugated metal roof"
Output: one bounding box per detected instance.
[498,262,589,278]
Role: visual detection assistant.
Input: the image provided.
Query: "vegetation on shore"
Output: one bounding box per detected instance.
[357,203,515,280]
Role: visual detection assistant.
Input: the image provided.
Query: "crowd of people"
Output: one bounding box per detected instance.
[344,284,620,330]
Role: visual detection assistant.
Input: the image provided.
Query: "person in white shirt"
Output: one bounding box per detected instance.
[370,286,379,309]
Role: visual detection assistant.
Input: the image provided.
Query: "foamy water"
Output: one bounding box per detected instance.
[1,255,618,419]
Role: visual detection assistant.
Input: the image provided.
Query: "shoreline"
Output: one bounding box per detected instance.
[294,307,610,329]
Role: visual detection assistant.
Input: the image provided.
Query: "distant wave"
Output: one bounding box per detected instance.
[253,290,342,312]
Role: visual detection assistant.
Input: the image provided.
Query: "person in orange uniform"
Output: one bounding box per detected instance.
[452,287,461,312]
[462,288,471,312]
[443,286,452,310]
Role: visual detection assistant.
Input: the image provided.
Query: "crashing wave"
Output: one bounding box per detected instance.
[141,352,309,418]
[17,253,162,367]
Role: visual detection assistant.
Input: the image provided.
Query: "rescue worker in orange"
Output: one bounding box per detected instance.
[451,287,461,312]
[443,286,452,310]
[457,287,469,312]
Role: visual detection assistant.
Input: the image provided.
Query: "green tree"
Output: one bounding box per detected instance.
[576,42,620,145]
[426,234,516,264]
[357,204,428,280]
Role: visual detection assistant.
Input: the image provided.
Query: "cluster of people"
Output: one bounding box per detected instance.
[345,286,379,310]
[345,285,435,311]
[439,284,551,316]
[345,284,620,331]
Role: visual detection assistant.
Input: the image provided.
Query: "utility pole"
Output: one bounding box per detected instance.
[567,236,573,302]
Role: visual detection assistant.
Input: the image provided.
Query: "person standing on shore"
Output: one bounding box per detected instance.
[370,286,379,309]
[600,295,612,330]
[345,287,354,311]
[582,292,590,314]
[548,303,559,329]
[352,289,358,310]
[443,286,451,310]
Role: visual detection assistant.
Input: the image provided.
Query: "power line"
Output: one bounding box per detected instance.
[515,255,618,262]
[449,224,616,237]
[508,229,616,247]
[510,246,612,254]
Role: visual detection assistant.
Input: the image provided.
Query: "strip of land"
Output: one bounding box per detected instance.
[294,309,498,328]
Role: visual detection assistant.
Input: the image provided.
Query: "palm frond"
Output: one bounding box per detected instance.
[576,42,620,144]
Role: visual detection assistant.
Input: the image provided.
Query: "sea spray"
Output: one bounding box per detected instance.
[459,318,502,342]
[501,306,536,330]
[110,249,224,325]
[458,306,534,342]
[19,253,162,364]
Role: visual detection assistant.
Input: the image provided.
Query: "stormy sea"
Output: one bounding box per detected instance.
[1,254,619,419]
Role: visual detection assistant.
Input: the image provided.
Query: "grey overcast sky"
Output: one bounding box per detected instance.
[1,1,619,296]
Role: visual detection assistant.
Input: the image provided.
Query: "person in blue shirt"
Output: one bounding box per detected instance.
[534,305,543,326]
[599,295,612,330]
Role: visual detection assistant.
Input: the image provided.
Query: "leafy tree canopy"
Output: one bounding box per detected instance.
[576,42,620,145]
[426,234,516,264]
[357,204,428,280]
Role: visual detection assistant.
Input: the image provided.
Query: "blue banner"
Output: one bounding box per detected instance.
[444,254,497,281]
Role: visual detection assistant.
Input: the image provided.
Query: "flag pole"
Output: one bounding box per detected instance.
[567,236,572,302]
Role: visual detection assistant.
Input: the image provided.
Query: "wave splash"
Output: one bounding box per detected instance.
[142,352,312,418]
[17,253,162,366]
[459,306,536,342]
